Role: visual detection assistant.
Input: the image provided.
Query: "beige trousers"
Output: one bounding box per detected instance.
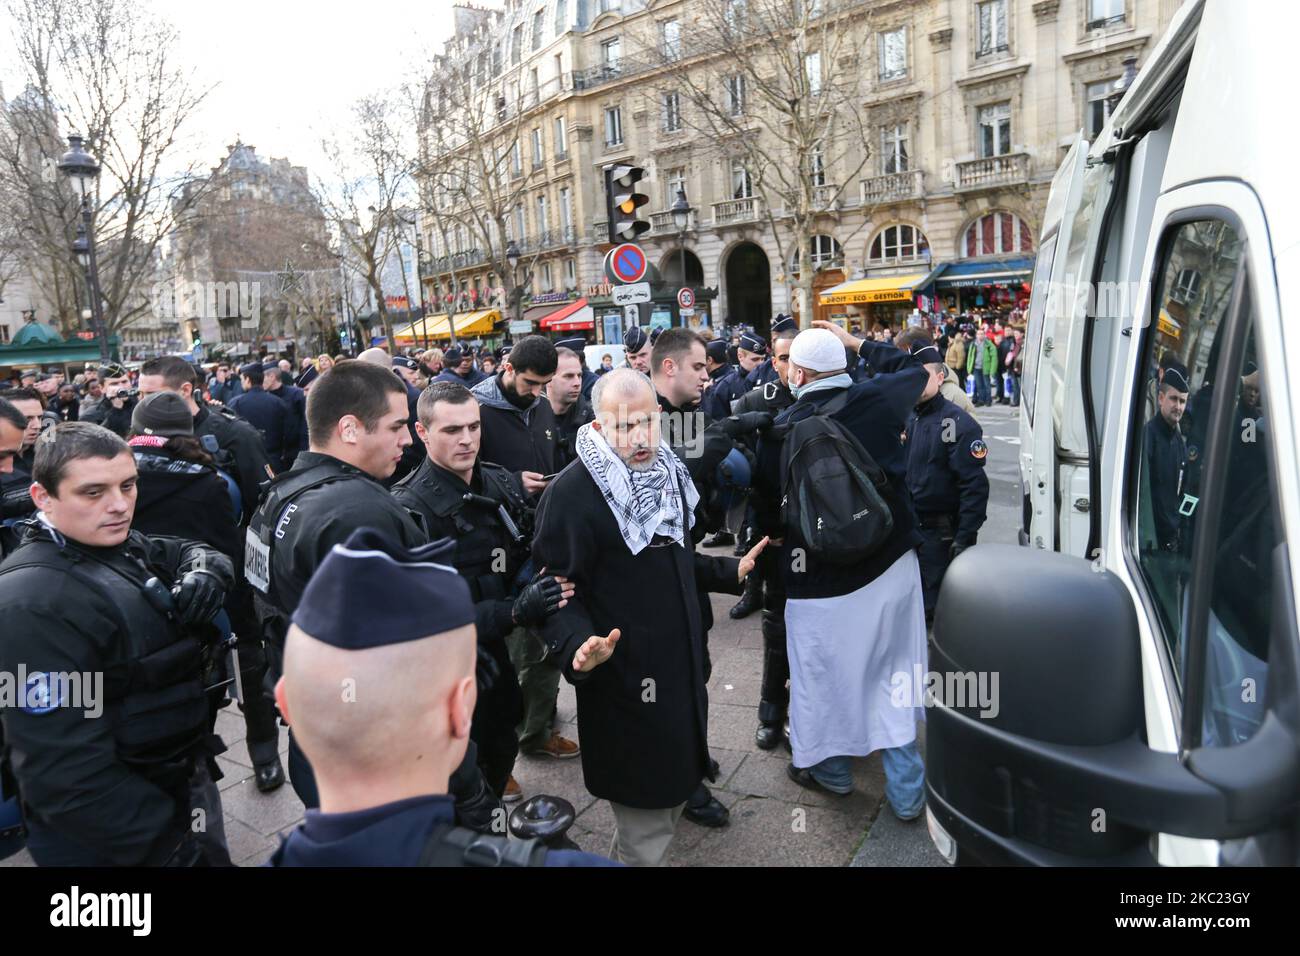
[608,801,687,867]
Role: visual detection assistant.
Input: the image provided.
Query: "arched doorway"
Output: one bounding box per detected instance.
[723,241,772,337]
[661,249,705,288]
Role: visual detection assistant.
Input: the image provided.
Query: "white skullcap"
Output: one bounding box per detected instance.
[789,328,848,373]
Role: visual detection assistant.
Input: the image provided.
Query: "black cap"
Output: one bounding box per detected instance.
[705,339,729,364]
[238,362,261,378]
[444,346,464,365]
[623,327,648,354]
[1163,366,1190,393]
[771,314,797,334]
[648,326,664,345]
[910,342,944,364]
[393,356,418,371]
[738,331,768,355]
[554,336,586,352]
[292,529,474,649]
[295,366,320,389]
[131,391,194,437]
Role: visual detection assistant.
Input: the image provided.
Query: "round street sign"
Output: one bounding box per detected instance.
[609,243,648,284]
[677,287,695,310]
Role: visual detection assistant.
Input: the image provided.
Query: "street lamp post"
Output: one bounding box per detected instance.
[670,187,693,326]
[506,239,522,344]
[58,134,109,363]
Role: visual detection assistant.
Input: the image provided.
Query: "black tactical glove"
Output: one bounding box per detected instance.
[173,570,227,625]
[475,645,500,694]
[719,411,774,438]
[511,572,566,627]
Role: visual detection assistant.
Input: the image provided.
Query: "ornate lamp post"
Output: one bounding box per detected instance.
[58,134,109,362]
[670,187,693,325]
[506,239,523,344]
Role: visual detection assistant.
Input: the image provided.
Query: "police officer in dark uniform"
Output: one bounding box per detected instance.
[393,382,574,796]
[245,362,501,827]
[229,363,292,472]
[746,315,796,388]
[702,338,734,410]
[262,362,308,466]
[722,324,797,746]
[267,528,614,867]
[0,423,234,865]
[622,326,652,375]
[1143,365,1189,553]
[905,341,990,622]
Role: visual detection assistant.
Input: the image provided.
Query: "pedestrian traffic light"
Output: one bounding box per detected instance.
[604,164,650,244]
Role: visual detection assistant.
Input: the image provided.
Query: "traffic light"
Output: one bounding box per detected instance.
[604,164,650,244]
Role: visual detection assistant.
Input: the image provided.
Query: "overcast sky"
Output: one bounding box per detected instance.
[2,0,463,179]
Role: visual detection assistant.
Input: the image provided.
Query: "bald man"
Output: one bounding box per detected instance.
[268,528,613,867]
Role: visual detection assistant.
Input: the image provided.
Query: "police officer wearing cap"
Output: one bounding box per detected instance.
[230,362,293,472]
[0,422,235,865]
[1144,363,1189,552]
[266,528,614,867]
[434,346,488,387]
[622,326,652,375]
[393,383,575,798]
[703,331,763,420]
[746,315,797,388]
[905,341,990,622]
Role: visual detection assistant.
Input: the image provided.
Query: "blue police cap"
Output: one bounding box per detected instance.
[738,331,768,355]
[771,314,798,334]
[910,341,944,364]
[705,339,729,364]
[624,327,648,353]
[554,336,586,352]
[291,529,474,649]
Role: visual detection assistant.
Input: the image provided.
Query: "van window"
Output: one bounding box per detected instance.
[1130,217,1273,746]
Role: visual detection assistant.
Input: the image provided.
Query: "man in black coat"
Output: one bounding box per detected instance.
[263,362,308,465]
[1144,367,1190,552]
[548,346,594,468]
[533,368,764,865]
[230,363,292,472]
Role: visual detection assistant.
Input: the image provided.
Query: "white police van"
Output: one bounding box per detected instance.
[927,0,1300,865]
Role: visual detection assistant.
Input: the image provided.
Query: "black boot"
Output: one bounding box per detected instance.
[703,530,735,548]
[682,782,730,828]
[729,572,762,620]
[755,607,790,749]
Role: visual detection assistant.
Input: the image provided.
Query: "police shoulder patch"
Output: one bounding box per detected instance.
[1187,444,1199,462]
[20,671,63,714]
[969,439,988,460]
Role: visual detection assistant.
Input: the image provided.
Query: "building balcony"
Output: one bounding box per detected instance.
[649,209,697,235]
[712,197,764,226]
[861,169,924,205]
[812,183,840,211]
[954,152,1030,192]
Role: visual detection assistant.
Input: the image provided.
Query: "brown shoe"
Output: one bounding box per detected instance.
[527,731,580,759]
[502,774,523,804]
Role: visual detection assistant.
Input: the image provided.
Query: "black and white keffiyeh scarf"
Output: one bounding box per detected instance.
[575,422,699,555]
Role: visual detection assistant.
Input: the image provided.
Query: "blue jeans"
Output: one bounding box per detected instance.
[1010,373,1021,405]
[973,369,990,405]
[809,740,925,816]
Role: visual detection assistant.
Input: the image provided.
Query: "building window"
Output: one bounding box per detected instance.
[963,211,1034,257]
[604,106,623,147]
[726,74,746,116]
[555,0,567,33]
[599,0,618,12]
[602,38,621,72]
[869,224,929,263]
[532,10,545,51]
[977,0,1009,57]
[731,161,753,199]
[978,101,1012,157]
[665,166,686,207]
[725,0,747,32]
[880,124,909,174]
[512,25,523,65]
[554,116,567,156]
[662,19,681,59]
[531,127,544,166]
[511,140,523,175]
[513,204,526,241]
[1087,0,1125,29]
[536,194,549,233]
[793,234,842,271]
[878,27,907,81]
[565,258,576,286]
[1086,80,1116,138]
[805,52,822,95]
[541,262,553,290]
[530,67,540,98]
[662,91,682,132]
[560,187,573,234]
[810,146,826,187]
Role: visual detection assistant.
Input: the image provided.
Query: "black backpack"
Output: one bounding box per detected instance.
[779,391,894,565]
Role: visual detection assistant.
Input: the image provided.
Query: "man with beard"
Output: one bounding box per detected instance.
[548,347,594,468]
[532,368,765,864]
[470,336,578,762]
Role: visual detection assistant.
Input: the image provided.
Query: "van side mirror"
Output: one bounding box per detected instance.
[926,546,1300,864]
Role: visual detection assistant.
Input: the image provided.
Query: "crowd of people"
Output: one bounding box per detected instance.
[0,310,995,868]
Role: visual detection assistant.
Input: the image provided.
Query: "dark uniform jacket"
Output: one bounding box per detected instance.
[208,377,242,405]
[193,402,277,523]
[268,793,615,867]
[733,380,795,534]
[746,358,778,389]
[229,386,292,473]
[1143,413,1187,550]
[533,465,742,809]
[0,447,34,521]
[270,383,309,463]
[0,523,232,865]
[552,395,594,469]
[81,395,136,437]
[579,366,598,401]
[702,365,750,420]
[755,338,928,600]
[434,367,488,388]
[470,374,561,486]
[905,394,990,547]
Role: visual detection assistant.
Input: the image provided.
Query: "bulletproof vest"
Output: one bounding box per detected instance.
[0,538,207,780]
[244,462,355,613]
[419,824,548,867]
[393,463,531,601]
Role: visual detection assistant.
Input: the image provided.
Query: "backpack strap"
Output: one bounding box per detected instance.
[418,823,548,867]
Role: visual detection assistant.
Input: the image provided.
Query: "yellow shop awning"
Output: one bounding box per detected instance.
[819,275,926,306]
[393,309,501,342]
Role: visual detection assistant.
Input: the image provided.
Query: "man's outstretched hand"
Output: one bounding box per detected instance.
[573,628,621,673]
[738,536,770,581]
